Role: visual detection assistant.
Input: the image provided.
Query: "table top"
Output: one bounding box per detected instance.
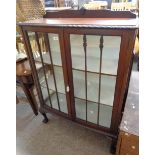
[120,71,139,136]
[16,58,42,77]
[19,17,138,29]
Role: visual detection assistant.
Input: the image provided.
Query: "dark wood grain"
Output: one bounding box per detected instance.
[19,18,138,29]
[44,10,136,18]
[110,30,137,134]
[19,15,138,152]
[21,29,45,106]
[63,31,76,120]
[16,59,39,115]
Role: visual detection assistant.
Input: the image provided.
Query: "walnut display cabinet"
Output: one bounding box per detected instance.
[19,10,138,152]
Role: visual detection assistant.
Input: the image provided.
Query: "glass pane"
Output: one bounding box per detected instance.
[73,70,116,106]
[46,93,59,110]
[87,101,98,124]
[73,71,100,103]
[40,66,65,94]
[87,35,100,72]
[28,32,51,104]
[34,33,62,66]
[58,93,68,113]
[48,33,68,113]
[48,33,62,66]
[70,35,84,70]
[101,36,121,75]
[70,34,119,128]
[54,66,66,93]
[100,75,116,106]
[41,87,51,106]
[28,32,68,114]
[87,73,99,103]
[75,98,86,120]
[99,105,112,128]
[73,70,85,99]
[46,93,68,112]
[70,34,121,75]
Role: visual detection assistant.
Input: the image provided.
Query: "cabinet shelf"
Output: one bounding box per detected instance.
[40,66,66,94]
[34,51,62,67]
[41,87,68,114]
[74,96,112,107]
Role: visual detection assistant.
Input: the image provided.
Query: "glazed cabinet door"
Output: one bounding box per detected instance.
[22,28,71,117]
[64,28,130,132]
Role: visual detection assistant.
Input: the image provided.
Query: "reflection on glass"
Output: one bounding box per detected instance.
[99,105,112,128]
[28,32,68,114]
[70,34,121,75]
[74,91,113,127]
[48,33,62,66]
[40,66,65,94]
[87,73,99,103]
[87,102,98,124]
[46,93,68,112]
[100,75,116,106]
[70,34,119,128]
[34,33,62,66]
[102,36,121,75]
[75,98,86,120]
[73,70,85,100]
[75,98,99,124]
[58,93,68,113]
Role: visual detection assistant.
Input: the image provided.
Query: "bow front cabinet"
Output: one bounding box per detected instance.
[19,10,138,152]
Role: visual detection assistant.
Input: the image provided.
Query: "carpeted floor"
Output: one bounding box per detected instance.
[16,102,112,155]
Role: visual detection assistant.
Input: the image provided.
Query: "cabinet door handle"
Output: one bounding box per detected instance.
[66,85,70,92]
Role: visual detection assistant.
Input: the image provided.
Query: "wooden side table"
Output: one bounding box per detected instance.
[116,71,139,155]
[16,58,42,115]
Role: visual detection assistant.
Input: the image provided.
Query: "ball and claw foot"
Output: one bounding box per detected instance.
[42,113,48,123]
[110,144,116,154]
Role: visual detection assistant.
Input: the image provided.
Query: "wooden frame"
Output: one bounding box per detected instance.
[21,27,72,119]
[63,27,137,135]
[44,9,136,18]
[19,10,138,153]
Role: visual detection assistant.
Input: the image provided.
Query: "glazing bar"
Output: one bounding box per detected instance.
[97,35,104,125]
[35,32,53,108]
[44,33,61,111]
[83,34,88,121]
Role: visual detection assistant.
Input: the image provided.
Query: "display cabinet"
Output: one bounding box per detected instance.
[19,10,138,152]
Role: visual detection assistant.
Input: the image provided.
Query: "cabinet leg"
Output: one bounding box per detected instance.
[110,139,117,154]
[41,113,48,123]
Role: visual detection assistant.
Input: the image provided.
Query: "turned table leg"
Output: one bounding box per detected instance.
[21,82,38,116]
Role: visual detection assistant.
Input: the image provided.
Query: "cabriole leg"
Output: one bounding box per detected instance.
[41,113,48,123]
[110,138,117,154]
